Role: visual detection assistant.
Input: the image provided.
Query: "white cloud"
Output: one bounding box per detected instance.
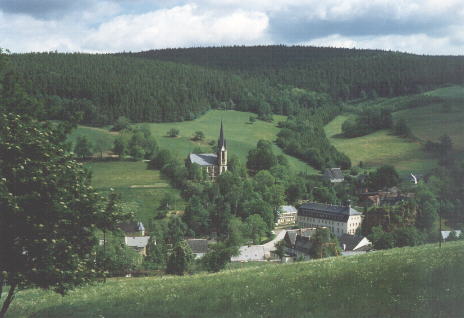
[304,33,463,55]
[0,0,463,54]
[83,4,270,51]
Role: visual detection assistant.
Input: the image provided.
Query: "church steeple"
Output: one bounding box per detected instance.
[217,120,227,174]
[218,120,226,150]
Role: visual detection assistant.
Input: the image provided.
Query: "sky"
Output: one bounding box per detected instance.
[1,0,463,54]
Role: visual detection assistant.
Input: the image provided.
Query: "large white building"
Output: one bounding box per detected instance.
[297,202,363,237]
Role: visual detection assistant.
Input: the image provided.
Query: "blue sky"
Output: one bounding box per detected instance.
[1,0,463,54]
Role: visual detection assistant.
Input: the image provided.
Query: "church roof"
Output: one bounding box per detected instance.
[189,153,218,166]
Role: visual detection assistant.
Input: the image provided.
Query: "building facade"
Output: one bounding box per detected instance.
[187,121,227,180]
[276,205,297,226]
[297,202,363,237]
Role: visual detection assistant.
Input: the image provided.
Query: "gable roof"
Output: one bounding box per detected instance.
[298,202,361,216]
[325,168,344,180]
[189,153,218,166]
[284,228,317,248]
[186,239,209,254]
[294,236,312,254]
[125,236,150,248]
[280,205,297,214]
[231,245,265,261]
[339,234,371,251]
[119,221,145,233]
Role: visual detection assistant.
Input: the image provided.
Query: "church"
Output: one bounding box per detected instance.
[187,121,227,180]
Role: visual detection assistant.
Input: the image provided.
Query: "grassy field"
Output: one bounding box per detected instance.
[394,86,464,151]
[84,161,183,225]
[67,125,116,153]
[324,115,436,176]
[135,110,315,174]
[8,241,464,318]
[325,86,463,175]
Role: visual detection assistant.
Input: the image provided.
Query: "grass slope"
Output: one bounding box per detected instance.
[9,241,464,318]
[138,110,315,174]
[324,115,435,175]
[84,161,183,225]
[394,86,464,151]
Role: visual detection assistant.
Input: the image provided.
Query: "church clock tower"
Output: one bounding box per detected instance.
[217,120,227,174]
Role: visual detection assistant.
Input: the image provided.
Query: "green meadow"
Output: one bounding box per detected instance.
[394,86,464,151]
[136,109,314,174]
[325,86,464,175]
[84,161,183,225]
[324,115,436,176]
[8,241,464,318]
[67,110,316,223]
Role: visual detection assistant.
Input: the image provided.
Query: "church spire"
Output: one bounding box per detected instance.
[218,120,226,150]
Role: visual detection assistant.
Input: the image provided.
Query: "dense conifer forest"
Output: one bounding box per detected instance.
[6,46,464,170]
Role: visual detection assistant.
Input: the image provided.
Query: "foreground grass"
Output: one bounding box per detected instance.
[84,161,183,224]
[324,115,435,175]
[9,241,464,318]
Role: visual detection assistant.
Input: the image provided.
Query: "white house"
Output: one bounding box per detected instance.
[297,202,363,237]
[186,239,209,259]
[276,205,297,226]
[124,236,151,256]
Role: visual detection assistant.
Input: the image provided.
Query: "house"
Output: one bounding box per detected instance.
[282,228,318,258]
[297,201,363,237]
[441,230,462,241]
[339,234,372,255]
[186,239,209,259]
[231,245,266,262]
[187,121,227,180]
[124,236,151,256]
[324,168,344,183]
[294,235,312,260]
[276,205,297,226]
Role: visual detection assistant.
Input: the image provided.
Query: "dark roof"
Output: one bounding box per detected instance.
[284,228,317,248]
[189,153,218,166]
[325,168,344,181]
[339,234,369,251]
[118,221,144,233]
[298,202,361,216]
[186,239,209,254]
[218,120,226,150]
[294,236,312,254]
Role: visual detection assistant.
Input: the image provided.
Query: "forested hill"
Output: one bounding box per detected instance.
[10,53,274,125]
[130,46,464,99]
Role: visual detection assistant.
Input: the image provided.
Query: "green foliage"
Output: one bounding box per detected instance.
[392,118,412,138]
[309,228,341,259]
[201,242,239,273]
[166,241,194,276]
[277,106,351,170]
[0,114,128,315]
[112,116,130,131]
[96,235,140,276]
[167,128,180,137]
[246,140,277,172]
[192,131,205,141]
[74,135,93,159]
[367,165,400,190]
[342,108,393,138]
[245,214,268,244]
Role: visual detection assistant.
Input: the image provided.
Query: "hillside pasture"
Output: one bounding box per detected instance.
[324,115,436,175]
[84,161,183,224]
[137,109,316,174]
[8,241,464,318]
[394,85,464,151]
